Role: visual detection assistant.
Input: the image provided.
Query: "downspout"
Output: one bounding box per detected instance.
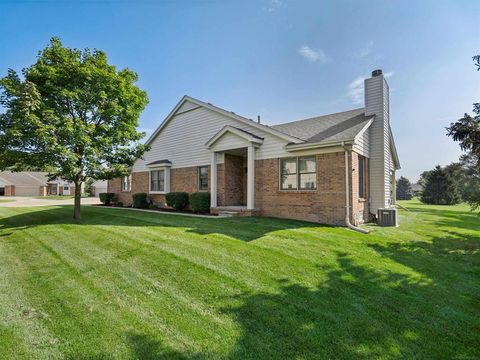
[343,142,369,234]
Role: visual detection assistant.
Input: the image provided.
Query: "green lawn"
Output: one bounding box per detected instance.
[0,200,478,359]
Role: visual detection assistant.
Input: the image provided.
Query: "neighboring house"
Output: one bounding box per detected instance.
[91,180,108,197]
[0,171,77,196]
[412,183,423,196]
[108,69,400,225]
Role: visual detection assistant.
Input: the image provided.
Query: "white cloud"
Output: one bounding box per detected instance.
[355,40,374,58]
[297,45,329,63]
[347,75,367,105]
[265,0,282,12]
[347,71,395,105]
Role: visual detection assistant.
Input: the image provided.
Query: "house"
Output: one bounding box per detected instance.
[0,171,77,196]
[108,69,400,226]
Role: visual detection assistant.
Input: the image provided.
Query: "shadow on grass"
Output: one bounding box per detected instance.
[99,251,477,359]
[0,205,327,242]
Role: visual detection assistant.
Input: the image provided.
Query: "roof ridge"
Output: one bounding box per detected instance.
[272,107,365,128]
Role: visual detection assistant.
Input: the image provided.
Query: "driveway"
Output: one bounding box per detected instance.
[0,196,101,207]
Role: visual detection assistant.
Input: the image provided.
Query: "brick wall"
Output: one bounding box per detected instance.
[254,152,348,225]
[5,185,15,196]
[222,154,245,206]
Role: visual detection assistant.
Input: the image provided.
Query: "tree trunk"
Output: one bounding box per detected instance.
[73,181,82,220]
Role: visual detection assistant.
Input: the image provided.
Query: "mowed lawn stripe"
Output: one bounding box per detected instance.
[0,201,478,359]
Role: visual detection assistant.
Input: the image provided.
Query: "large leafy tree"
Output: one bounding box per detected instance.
[446,55,480,209]
[396,176,413,200]
[420,165,461,205]
[0,38,149,219]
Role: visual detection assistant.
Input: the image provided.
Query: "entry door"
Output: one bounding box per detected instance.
[63,186,70,195]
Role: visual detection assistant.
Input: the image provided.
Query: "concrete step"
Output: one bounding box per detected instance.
[218,211,239,217]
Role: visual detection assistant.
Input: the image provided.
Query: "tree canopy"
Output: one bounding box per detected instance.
[446,55,480,210]
[0,37,149,219]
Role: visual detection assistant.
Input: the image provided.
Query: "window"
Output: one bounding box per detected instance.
[150,170,165,192]
[198,166,209,191]
[63,186,69,191]
[121,175,131,192]
[358,155,366,198]
[280,156,316,190]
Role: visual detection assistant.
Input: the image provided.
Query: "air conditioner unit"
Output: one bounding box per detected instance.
[377,208,398,227]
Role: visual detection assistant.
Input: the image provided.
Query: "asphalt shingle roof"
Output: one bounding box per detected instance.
[271,108,373,144]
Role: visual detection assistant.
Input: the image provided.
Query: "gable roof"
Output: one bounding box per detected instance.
[145,95,303,147]
[0,171,47,186]
[206,125,264,149]
[271,108,374,145]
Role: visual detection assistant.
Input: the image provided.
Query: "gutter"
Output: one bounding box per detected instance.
[285,139,354,151]
[342,142,369,234]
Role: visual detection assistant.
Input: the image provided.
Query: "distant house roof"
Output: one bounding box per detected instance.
[0,171,47,186]
[271,108,374,145]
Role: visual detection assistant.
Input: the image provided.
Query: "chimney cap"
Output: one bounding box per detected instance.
[372,69,383,77]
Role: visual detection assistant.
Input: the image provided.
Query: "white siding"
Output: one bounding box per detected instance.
[365,74,391,213]
[210,132,251,152]
[133,106,293,172]
[353,127,370,157]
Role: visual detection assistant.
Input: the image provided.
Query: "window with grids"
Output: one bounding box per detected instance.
[150,170,165,192]
[280,156,317,190]
[121,175,131,192]
[358,155,366,198]
[198,166,209,191]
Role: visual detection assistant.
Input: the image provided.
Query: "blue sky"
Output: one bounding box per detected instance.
[1,0,479,181]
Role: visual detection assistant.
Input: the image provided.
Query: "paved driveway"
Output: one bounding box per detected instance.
[0,196,101,207]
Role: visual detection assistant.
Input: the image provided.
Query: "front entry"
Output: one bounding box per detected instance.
[222,153,247,206]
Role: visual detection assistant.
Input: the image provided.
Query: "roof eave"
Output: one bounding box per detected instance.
[284,138,355,151]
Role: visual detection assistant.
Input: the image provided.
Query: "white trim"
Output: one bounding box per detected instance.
[285,139,354,151]
[353,118,374,143]
[247,144,255,210]
[148,168,170,194]
[210,152,217,208]
[145,95,302,147]
[205,125,264,149]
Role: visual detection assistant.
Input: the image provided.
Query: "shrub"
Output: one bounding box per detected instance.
[189,192,210,213]
[148,203,157,210]
[99,192,115,205]
[166,192,189,210]
[132,192,148,208]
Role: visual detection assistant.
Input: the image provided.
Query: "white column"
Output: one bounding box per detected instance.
[247,144,255,210]
[210,151,217,208]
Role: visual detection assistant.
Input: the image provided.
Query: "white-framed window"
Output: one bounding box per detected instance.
[121,175,131,192]
[280,156,317,191]
[150,170,165,192]
[63,186,69,191]
[198,166,208,191]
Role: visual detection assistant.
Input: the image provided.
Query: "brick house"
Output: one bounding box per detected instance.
[108,69,400,226]
[0,171,77,197]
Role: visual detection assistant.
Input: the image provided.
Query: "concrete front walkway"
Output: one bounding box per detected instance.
[0,196,101,207]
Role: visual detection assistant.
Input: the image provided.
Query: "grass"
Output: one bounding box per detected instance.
[0,199,14,203]
[0,199,478,359]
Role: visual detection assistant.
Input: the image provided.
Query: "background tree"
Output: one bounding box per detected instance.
[0,38,148,219]
[396,176,414,200]
[446,55,480,209]
[420,166,461,205]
